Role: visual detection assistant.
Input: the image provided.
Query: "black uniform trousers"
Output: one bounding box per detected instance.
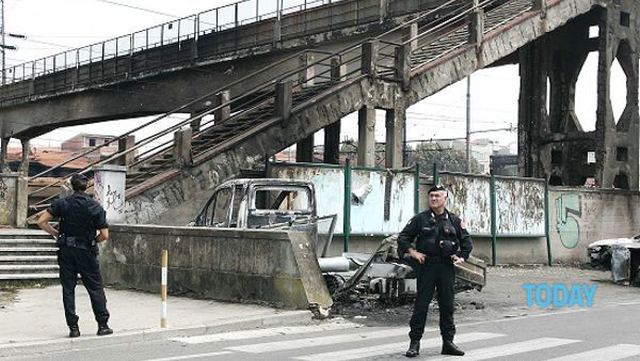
[409,260,456,342]
[57,246,110,327]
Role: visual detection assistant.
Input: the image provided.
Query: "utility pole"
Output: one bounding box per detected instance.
[1,0,6,85]
[465,76,471,173]
[0,0,24,85]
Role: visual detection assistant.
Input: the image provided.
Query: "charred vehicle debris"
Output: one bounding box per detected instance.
[588,235,640,286]
[190,178,487,306]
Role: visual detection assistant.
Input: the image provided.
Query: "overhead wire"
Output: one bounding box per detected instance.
[92,0,180,19]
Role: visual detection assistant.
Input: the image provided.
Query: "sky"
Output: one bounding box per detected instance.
[1,0,629,154]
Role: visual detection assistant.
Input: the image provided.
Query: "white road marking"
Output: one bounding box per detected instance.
[430,337,581,360]
[295,332,505,361]
[172,322,361,344]
[143,351,232,361]
[546,344,640,361]
[225,327,410,353]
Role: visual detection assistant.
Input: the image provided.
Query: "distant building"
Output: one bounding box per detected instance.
[433,138,512,174]
[61,133,120,159]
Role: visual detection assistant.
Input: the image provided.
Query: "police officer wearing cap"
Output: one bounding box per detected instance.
[37,174,113,338]
[398,185,472,358]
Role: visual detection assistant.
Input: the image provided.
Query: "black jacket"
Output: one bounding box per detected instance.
[397,209,472,261]
[48,192,108,249]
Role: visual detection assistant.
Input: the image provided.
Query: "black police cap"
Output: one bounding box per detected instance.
[428,185,447,194]
[71,173,88,183]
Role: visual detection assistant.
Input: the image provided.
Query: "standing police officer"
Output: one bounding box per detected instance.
[398,185,472,357]
[37,174,113,338]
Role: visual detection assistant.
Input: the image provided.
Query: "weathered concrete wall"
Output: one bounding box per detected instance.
[100,224,309,308]
[0,173,27,227]
[330,187,640,265]
[548,187,640,263]
[269,163,416,235]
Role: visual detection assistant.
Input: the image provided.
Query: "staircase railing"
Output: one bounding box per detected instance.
[2,0,346,87]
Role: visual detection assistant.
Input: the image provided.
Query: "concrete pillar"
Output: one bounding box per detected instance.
[358,106,376,167]
[19,139,29,175]
[299,53,315,88]
[385,108,405,169]
[276,81,293,121]
[324,121,341,164]
[330,57,346,83]
[404,23,418,51]
[594,5,639,190]
[296,135,314,163]
[517,4,640,190]
[273,18,282,49]
[395,44,411,91]
[0,173,28,227]
[214,90,231,123]
[532,0,548,18]
[518,40,550,180]
[173,127,193,168]
[0,137,10,173]
[93,165,127,223]
[190,113,202,132]
[361,41,379,76]
[117,135,136,166]
[468,6,484,47]
[379,0,389,23]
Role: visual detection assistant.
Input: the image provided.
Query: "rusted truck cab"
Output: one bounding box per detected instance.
[192,178,317,229]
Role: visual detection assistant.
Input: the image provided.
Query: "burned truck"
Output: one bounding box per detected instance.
[191,178,486,301]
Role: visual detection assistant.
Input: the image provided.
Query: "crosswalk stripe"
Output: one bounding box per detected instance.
[225,327,413,353]
[172,322,361,344]
[294,332,505,361]
[429,337,581,361]
[546,344,640,361]
[143,351,232,361]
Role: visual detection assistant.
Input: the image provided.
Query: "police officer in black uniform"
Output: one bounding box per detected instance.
[37,174,113,338]
[398,185,472,358]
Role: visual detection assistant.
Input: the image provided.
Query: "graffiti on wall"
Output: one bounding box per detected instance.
[104,184,124,214]
[555,193,582,249]
[0,177,7,200]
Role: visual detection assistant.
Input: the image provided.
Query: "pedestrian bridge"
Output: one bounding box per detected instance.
[0,0,636,226]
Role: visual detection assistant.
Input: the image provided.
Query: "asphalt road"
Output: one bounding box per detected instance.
[11,298,640,361]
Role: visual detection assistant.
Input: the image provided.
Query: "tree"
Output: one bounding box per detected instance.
[406,142,483,173]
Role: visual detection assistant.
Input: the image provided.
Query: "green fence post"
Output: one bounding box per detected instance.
[343,158,351,252]
[545,180,552,266]
[490,174,497,266]
[414,163,420,214]
[432,162,439,185]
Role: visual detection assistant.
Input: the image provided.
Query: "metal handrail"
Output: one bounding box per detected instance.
[28,47,335,183]
[2,0,344,86]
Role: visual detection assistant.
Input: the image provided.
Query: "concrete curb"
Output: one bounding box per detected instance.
[0,311,313,358]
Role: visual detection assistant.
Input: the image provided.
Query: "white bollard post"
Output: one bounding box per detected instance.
[161,249,168,328]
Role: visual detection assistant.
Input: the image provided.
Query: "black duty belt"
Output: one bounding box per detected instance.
[424,255,453,264]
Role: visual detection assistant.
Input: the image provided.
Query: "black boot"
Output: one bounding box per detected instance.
[96,323,113,336]
[405,340,420,357]
[442,339,465,356]
[68,325,80,338]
